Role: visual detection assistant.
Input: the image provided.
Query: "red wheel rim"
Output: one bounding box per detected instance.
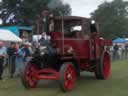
[103,54,111,79]
[64,64,76,91]
[25,64,38,88]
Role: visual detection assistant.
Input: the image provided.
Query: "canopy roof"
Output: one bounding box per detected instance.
[113,38,127,43]
[0,29,22,42]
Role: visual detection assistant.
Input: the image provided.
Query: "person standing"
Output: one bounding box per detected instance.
[22,42,31,66]
[39,32,50,46]
[0,41,7,80]
[7,42,17,78]
[113,44,119,60]
[15,44,25,76]
[39,32,57,68]
[22,42,33,66]
[39,32,56,54]
[27,43,33,55]
[125,44,128,58]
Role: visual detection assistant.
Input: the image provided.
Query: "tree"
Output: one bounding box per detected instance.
[0,0,71,25]
[91,0,128,39]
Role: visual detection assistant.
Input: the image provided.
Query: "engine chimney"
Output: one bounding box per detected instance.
[41,10,50,34]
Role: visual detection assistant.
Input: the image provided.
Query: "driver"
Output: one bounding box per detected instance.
[39,32,56,54]
[39,32,57,68]
[39,32,50,46]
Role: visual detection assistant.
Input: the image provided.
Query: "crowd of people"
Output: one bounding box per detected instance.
[0,41,33,80]
[109,43,128,61]
[0,32,51,80]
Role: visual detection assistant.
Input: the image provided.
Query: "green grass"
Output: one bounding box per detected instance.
[0,60,128,96]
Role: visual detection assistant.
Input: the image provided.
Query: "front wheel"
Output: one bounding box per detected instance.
[95,52,111,79]
[59,63,77,92]
[21,63,39,89]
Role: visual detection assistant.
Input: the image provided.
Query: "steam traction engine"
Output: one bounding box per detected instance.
[21,11,112,92]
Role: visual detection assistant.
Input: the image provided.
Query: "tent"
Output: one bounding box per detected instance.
[0,29,22,42]
[113,38,127,43]
[124,38,128,42]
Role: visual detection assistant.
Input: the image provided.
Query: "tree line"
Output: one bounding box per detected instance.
[0,0,71,25]
[0,0,128,39]
[91,0,128,39]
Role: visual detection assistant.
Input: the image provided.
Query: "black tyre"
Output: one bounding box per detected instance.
[95,52,111,79]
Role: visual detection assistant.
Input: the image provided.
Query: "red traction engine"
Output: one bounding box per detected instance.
[21,11,112,92]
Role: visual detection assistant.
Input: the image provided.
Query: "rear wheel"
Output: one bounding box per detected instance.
[59,63,77,92]
[21,63,39,89]
[95,52,111,79]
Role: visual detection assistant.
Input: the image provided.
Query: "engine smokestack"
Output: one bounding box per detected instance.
[41,10,50,34]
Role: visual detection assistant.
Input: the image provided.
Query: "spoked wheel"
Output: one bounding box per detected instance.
[21,63,39,89]
[95,52,111,79]
[59,63,77,92]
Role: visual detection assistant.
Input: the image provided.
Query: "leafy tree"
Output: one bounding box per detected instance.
[0,0,71,25]
[91,0,128,39]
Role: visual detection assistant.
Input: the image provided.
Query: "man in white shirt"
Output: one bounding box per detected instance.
[39,32,50,45]
[0,41,7,80]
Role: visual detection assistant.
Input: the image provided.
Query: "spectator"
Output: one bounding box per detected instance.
[121,44,125,59]
[113,44,119,60]
[15,44,25,76]
[28,43,33,55]
[7,42,17,78]
[0,41,7,80]
[23,42,31,64]
[125,44,128,58]
[24,42,33,63]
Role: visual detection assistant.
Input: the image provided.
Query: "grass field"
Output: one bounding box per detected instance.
[0,60,128,96]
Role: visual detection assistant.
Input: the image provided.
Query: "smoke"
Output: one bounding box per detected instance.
[47,0,71,16]
[48,0,63,10]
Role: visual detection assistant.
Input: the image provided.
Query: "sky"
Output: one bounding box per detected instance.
[63,0,114,17]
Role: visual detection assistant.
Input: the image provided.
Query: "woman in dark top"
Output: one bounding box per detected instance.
[7,42,17,78]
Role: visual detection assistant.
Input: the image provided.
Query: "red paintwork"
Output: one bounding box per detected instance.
[24,63,38,88]
[51,32,91,70]
[56,39,90,58]
[100,39,113,46]
[103,52,111,79]
[33,68,59,80]
[51,32,90,57]
[50,32,112,71]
